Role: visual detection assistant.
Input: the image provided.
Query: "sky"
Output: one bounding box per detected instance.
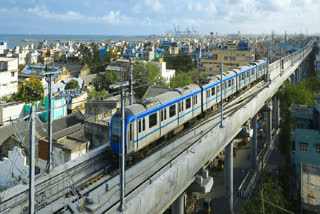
[0,0,319,35]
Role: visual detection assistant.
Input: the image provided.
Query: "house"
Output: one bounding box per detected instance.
[0,57,19,98]
[0,102,24,126]
[291,97,320,213]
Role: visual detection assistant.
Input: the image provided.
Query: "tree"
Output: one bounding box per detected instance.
[243,179,289,214]
[65,79,80,90]
[133,61,166,98]
[170,72,193,88]
[95,71,120,91]
[15,77,44,103]
[164,53,195,73]
[88,88,109,100]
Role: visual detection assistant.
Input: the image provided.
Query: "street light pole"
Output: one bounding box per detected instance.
[220,61,223,128]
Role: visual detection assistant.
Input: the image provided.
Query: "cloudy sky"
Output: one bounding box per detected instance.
[0,0,318,35]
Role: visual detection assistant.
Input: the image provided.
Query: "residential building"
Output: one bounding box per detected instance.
[26,51,38,65]
[0,57,18,98]
[198,49,255,74]
[0,41,7,55]
[291,99,320,212]
[181,44,193,54]
[38,135,90,169]
[143,45,155,61]
[0,102,24,126]
[152,60,175,84]
[24,96,67,122]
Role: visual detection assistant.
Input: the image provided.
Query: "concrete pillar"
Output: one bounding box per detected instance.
[266,105,272,145]
[272,98,280,130]
[224,142,233,214]
[250,115,257,170]
[171,193,185,214]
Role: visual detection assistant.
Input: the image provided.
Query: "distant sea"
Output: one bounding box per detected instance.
[0,34,149,49]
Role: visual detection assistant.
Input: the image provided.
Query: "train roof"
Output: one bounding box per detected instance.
[124,103,146,115]
[175,84,201,95]
[157,91,181,104]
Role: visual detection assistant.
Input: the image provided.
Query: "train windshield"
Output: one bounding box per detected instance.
[111,115,121,143]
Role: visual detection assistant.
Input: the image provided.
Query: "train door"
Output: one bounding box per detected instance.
[127,122,134,154]
[160,107,167,135]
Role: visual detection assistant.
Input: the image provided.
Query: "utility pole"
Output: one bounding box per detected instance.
[29,105,35,214]
[110,68,129,212]
[280,44,282,76]
[129,57,133,105]
[120,84,126,211]
[260,146,265,214]
[266,47,269,87]
[230,46,233,70]
[43,66,59,173]
[220,61,223,128]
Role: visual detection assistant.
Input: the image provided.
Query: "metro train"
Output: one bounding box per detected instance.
[110,59,268,155]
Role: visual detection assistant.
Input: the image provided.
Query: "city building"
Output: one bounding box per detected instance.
[291,98,320,212]
[26,51,38,65]
[152,60,175,84]
[0,57,19,98]
[24,96,67,122]
[0,41,7,55]
[0,102,24,126]
[198,49,255,74]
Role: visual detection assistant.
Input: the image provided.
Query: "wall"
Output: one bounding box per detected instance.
[54,66,73,83]
[0,147,29,189]
[84,111,114,148]
[293,128,320,179]
[0,71,18,98]
[85,100,119,119]
[0,102,24,126]
[68,92,88,113]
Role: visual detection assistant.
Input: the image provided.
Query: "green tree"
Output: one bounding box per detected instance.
[65,79,80,90]
[15,77,44,103]
[170,72,193,88]
[243,179,289,214]
[133,61,166,98]
[164,53,195,73]
[95,71,120,91]
[88,88,109,100]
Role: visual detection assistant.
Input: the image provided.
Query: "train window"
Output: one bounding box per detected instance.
[195,95,198,104]
[138,120,142,133]
[129,124,132,141]
[228,80,231,87]
[224,82,227,89]
[247,72,250,78]
[217,85,220,93]
[242,74,245,80]
[211,87,215,96]
[181,101,184,111]
[207,90,210,98]
[186,98,191,109]
[169,104,176,117]
[143,118,146,131]
[251,69,255,75]
[149,113,157,128]
[232,79,235,85]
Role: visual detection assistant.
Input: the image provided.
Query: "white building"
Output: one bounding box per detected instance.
[0,41,7,55]
[0,57,18,98]
[0,102,24,126]
[152,61,175,84]
[26,52,38,65]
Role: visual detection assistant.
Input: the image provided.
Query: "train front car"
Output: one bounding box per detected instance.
[110,107,136,155]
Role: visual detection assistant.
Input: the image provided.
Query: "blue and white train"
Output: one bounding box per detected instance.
[110,59,267,155]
